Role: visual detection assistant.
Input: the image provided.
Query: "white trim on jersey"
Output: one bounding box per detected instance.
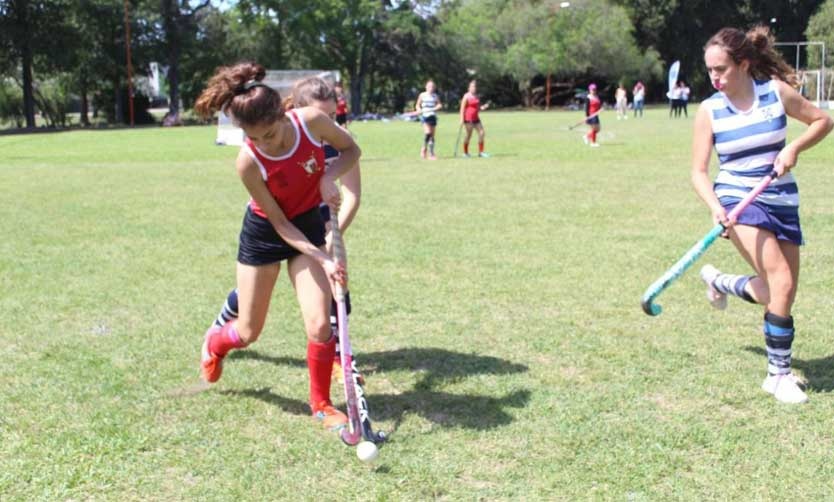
[295,110,322,148]
[242,144,268,180]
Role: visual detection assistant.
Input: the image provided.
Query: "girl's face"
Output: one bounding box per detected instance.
[242,119,283,151]
[704,44,749,93]
[468,82,477,94]
[426,81,435,93]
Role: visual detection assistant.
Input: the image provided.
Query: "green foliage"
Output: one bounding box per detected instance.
[441,0,661,101]
[0,77,24,127]
[33,73,73,127]
[806,0,834,68]
[614,0,827,97]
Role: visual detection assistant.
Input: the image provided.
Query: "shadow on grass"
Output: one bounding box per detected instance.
[228,347,531,431]
[745,346,834,392]
[218,387,310,416]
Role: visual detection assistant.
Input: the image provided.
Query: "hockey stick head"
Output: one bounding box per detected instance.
[641,297,662,316]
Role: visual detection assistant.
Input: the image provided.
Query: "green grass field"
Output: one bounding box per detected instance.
[3,109,834,500]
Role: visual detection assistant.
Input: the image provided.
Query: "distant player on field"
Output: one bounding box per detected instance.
[615,83,628,120]
[415,79,442,160]
[334,82,349,128]
[693,27,832,403]
[584,83,602,147]
[459,80,490,158]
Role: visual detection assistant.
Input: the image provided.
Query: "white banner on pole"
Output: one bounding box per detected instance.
[667,60,680,99]
[149,62,160,97]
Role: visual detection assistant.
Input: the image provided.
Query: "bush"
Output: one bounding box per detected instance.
[0,79,25,128]
[34,74,73,128]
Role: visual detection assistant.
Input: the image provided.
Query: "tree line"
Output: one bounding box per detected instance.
[0,0,830,129]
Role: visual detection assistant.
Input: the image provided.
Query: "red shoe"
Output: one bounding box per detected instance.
[311,400,348,431]
[200,326,224,383]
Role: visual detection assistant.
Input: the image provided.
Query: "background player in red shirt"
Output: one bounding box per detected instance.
[584,83,602,147]
[194,62,361,432]
[334,82,349,128]
[459,80,490,158]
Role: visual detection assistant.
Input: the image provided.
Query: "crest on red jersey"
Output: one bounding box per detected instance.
[299,153,321,176]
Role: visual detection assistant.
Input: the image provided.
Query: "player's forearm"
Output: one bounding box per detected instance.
[338,189,360,234]
[691,168,721,212]
[325,144,361,181]
[789,115,834,154]
[269,214,330,263]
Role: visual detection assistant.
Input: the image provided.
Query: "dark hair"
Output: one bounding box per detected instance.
[705,26,798,87]
[194,62,284,126]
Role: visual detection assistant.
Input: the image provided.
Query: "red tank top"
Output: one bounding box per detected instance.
[243,110,325,220]
[587,95,602,116]
[336,96,348,115]
[463,94,480,121]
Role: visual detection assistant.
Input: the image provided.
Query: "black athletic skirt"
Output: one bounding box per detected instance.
[336,113,348,126]
[421,115,438,126]
[237,206,326,266]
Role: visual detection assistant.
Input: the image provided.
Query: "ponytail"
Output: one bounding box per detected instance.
[745,26,798,86]
[705,26,799,87]
[194,62,284,126]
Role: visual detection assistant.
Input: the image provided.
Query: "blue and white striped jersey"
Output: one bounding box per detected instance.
[704,79,797,215]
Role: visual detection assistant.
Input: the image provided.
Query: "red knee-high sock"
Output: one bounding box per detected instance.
[463,142,469,154]
[209,321,246,357]
[590,129,597,143]
[307,336,337,406]
[479,141,484,153]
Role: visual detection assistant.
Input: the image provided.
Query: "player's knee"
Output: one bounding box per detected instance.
[305,314,332,343]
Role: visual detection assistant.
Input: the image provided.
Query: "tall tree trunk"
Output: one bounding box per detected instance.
[161,0,181,119]
[115,80,123,123]
[79,77,90,126]
[167,36,180,117]
[17,0,36,128]
[349,73,362,116]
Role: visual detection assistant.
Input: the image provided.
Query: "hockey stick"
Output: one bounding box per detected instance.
[568,108,603,130]
[330,205,387,445]
[640,170,778,316]
[453,123,463,157]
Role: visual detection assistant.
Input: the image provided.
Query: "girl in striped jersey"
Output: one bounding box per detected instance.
[211,77,362,384]
[692,27,832,404]
[415,79,442,159]
[194,63,361,431]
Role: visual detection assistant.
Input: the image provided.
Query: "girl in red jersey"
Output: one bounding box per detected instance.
[208,77,363,385]
[194,63,360,431]
[458,80,490,158]
[334,82,349,127]
[584,83,602,147]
